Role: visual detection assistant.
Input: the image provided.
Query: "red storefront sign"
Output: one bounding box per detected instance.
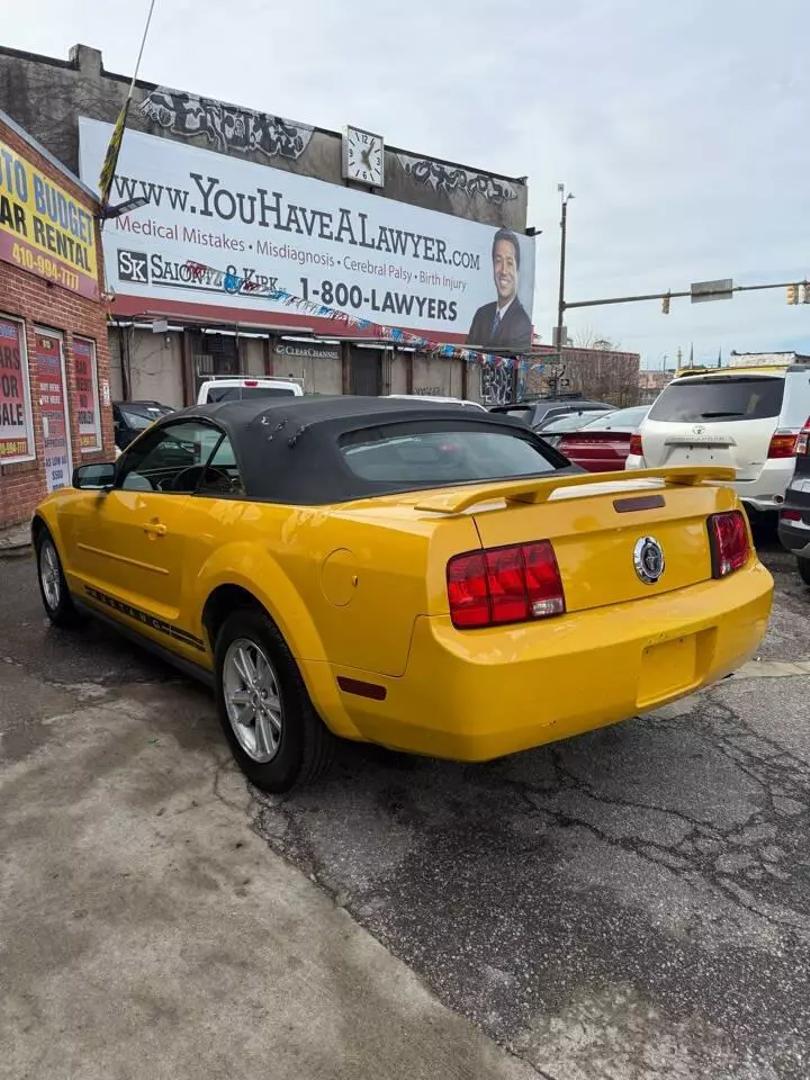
[0,316,34,462]
[34,329,71,492]
[73,336,101,451]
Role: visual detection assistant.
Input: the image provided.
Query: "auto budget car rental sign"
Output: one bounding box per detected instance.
[0,134,99,300]
[78,117,535,344]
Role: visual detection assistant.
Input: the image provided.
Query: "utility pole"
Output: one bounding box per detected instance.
[553,184,574,397]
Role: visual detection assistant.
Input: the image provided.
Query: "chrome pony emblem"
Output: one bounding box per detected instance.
[633,536,665,584]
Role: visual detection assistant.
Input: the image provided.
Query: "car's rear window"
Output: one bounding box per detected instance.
[338,422,561,485]
[648,376,785,423]
[207,386,297,402]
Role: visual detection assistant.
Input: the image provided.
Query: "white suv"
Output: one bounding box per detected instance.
[627,362,810,513]
[197,376,303,404]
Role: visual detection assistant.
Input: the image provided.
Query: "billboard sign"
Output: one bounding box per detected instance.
[79,117,535,348]
[0,134,99,299]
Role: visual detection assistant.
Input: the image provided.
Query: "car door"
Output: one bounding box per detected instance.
[71,420,221,633]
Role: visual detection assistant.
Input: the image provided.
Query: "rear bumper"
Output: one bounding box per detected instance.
[319,561,773,761]
[778,478,810,554]
[626,455,794,512]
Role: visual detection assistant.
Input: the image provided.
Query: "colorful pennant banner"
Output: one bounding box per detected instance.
[181,259,546,372]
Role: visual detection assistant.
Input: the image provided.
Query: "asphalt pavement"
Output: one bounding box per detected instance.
[1,532,808,1079]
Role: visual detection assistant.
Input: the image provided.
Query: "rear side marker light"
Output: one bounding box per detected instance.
[447,541,565,629]
[767,430,799,458]
[629,433,643,456]
[337,676,387,701]
[707,510,750,578]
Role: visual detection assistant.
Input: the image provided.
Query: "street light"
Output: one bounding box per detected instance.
[553,184,574,393]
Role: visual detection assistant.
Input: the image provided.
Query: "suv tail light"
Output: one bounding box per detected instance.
[629,433,643,457]
[707,511,750,578]
[447,541,565,629]
[767,430,799,458]
[796,418,810,456]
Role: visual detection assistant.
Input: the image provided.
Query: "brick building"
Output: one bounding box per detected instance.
[0,110,113,531]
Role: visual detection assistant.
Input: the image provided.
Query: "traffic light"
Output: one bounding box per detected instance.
[661,293,670,314]
[787,284,799,305]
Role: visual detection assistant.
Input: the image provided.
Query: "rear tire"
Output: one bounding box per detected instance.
[797,557,810,588]
[35,528,79,627]
[213,607,335,793]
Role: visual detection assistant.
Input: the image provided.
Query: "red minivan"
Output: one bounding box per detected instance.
[558,406,650,472]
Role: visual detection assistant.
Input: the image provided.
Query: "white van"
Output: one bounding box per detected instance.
[197,376,303,404]
[627,362,810,513]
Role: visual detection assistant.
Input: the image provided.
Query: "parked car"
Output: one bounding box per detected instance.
[197,376,303,404]
[535,409,615,447]
[556,406,650,471]
[112,400,175,451]
[489,398,613,431]
[33,397,772,793]
[386,394,487,410]
[627,362,810,514]
[778,417,810,585]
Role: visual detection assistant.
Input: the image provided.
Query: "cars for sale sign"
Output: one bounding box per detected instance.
[0,316,35,463]
[73,337,102,451]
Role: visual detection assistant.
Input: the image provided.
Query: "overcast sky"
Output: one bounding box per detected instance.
[7,0,810,366]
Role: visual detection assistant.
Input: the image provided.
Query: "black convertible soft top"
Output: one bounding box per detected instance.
[164,396,567,504]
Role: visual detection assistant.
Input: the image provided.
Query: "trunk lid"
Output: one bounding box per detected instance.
[416,467,742,615]
[558,430,632,472]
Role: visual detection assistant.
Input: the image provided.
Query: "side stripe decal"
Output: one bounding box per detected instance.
[84,586,206,652]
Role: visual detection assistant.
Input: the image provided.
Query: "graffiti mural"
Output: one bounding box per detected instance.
[481,363,514,405]
[396,153,519,204]
[140,87,314,161]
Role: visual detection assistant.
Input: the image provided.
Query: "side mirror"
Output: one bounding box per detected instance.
[73,463,116,490]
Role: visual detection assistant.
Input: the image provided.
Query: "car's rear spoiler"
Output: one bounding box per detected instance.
[414,466,736,514]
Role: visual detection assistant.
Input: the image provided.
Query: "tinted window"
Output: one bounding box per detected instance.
[118,407,164,430]
[339,423,560,485]
[540,411,611,433]
[207,385,296,403]
[648,376,785,422]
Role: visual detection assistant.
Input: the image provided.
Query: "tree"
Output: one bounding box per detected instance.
[573,326,622,352]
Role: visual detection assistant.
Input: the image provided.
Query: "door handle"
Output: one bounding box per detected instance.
[143,521,167,538]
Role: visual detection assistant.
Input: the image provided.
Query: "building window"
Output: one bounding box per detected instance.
[73,336,103,453]
[0,315,36,465]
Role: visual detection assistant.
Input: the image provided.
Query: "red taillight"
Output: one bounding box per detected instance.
[767,431,799,458]
[244,379,259,387]
[708,510,750,578]
[629,433,643,457]
[781,509,802,521]
[447,542,565,629]
[796,418,810,456]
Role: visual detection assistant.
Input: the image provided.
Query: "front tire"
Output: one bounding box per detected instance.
[35,528,79,627]
[797,557,810,588]
[213,608,335,792]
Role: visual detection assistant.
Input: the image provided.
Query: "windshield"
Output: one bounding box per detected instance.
[648,376,785,423]
[339,422,561,485]
[119,406,170,429]
[207,386,297,402]
[582,406,648,430]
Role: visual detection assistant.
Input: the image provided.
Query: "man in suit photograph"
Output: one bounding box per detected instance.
[466,228,532,350]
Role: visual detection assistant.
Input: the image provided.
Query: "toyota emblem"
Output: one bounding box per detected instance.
[692,424,706,436]
[633,536,665,584]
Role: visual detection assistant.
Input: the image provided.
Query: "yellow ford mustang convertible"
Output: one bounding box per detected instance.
[33,397,773,791]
